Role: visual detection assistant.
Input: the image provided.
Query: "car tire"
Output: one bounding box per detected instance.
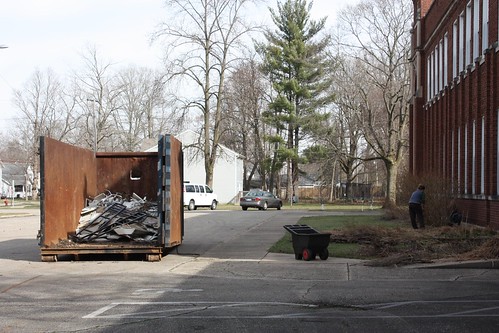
[188,200,195,211]
[262,202,268,211]
[277,202,282,210]
[242,206,248,211]
[210,200,217,210]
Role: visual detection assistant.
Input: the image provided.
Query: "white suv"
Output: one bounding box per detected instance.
[183,182,218,210]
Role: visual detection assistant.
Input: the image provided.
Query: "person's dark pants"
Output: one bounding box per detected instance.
[409,203,424,229]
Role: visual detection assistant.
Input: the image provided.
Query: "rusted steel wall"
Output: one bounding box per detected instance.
[96,152,158,200]
[40,137,97,246]
[168,135,184,247]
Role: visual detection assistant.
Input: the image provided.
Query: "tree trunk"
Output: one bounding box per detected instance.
[384,159,398,209]
[203,17,213,188]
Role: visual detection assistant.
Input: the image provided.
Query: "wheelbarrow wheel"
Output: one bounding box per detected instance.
[302,248,314,261]
[319,248,329,260]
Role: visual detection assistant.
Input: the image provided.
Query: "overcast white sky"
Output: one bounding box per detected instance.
[0,0,356,133]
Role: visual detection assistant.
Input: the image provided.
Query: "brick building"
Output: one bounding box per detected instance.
[410,0,499,228]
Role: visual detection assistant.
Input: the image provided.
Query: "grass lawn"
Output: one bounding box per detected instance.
[270,213,499,266]
[269,215,403,259]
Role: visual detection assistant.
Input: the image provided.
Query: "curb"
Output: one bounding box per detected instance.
[0,213,34,219]
[409,259,499,269]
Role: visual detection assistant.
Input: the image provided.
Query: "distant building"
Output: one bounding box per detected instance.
[147,130,244,204]
[410,0,499,227]
[0,162,33,198]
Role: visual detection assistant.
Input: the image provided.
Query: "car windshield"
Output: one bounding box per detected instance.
[246,191,264,197]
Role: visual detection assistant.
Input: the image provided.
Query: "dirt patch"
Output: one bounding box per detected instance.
[327,224,498,267]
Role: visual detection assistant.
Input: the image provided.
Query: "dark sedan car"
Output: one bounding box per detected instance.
[240,190,282,211]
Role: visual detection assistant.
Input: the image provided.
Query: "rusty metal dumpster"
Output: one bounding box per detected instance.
[38,135,183,262]
[283,224,331,261]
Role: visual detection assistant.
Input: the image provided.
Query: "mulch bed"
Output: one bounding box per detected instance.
[327,224,499,267]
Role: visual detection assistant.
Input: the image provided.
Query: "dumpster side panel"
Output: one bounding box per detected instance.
[96,152,158,200]
[40,137,97,246]
[168,135,183,247]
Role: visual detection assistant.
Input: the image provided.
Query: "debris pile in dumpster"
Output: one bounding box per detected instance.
[72,191,159,243]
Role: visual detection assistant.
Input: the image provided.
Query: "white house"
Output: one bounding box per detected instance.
[147,130,244,204]
[0,162,34,198]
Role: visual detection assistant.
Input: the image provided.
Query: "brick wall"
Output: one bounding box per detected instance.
[412,0,499,227]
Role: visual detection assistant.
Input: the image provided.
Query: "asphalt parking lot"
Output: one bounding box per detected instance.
[1,207,499,332]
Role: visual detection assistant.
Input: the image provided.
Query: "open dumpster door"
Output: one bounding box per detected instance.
[157,134,184,248]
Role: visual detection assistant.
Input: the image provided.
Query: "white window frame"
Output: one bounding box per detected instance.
[482,0,489,54]
[439,39,444,90]
[444,33,448,86]
[434,48,438,95]
[481,117,485,194]
[473,0,480,60]
[466,2,472,66]
[431,51,435,98]
[459,12,465,72]
[458,127,462,191]
[464,124,468,194]
[472,120,476,194]
[452,129,455,192]
[453,20,458,78]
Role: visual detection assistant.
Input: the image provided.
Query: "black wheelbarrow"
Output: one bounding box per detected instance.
[283,224,331,261]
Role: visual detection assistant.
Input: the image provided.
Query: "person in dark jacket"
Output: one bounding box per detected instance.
[408,184,426,229]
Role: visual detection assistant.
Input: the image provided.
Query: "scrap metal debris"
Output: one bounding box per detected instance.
[73,191,159,243]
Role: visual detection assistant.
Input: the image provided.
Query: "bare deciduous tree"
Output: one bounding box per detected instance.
[222,58,271,190]
[74,46,122,152]
[335,0,412,207]
[113,66,179,151]
[153,0,257,187]
[12,68,77,198]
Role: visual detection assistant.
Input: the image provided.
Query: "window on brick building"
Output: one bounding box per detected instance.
[444,34,448,86]
[482,0,489,54]
[435,46,439,94]
[438,39,445,91]
[431,50,435,97]
[459,12,465,72]
[481,117,485,194]
[453,20,458,78]
[452,130,455,192]
[434,49,438,96]
[472,120,476,194]
[465,124,468,194]
[466,2,472,66]
[473,0,479,60]
[458,127,462,190]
